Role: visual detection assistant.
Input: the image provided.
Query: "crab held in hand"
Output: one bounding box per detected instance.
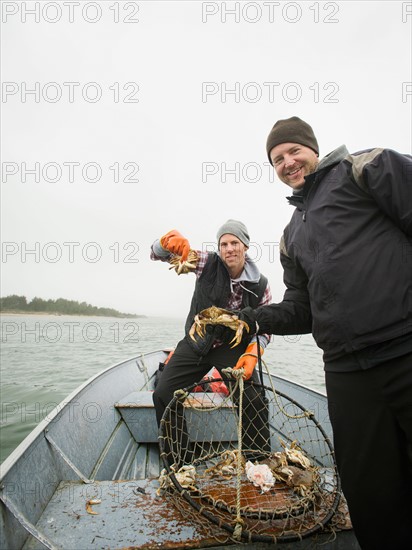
[168,249,198,275]
[189,306,249,348]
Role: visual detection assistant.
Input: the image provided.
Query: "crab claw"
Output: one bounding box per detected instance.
[228,321,249,348]
[86,499,101,515]
[189,322,197,341]
[189,316,204,341]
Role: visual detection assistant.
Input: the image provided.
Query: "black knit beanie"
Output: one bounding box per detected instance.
[266,116,319,165]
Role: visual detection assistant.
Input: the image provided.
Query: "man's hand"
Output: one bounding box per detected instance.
[233,342,263,380]
[160,229,190,262]
[238,306,257,336]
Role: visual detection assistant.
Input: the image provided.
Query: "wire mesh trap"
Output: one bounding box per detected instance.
[158,374,341,543]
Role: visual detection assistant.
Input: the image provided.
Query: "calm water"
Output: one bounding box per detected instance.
[0,314,325,464]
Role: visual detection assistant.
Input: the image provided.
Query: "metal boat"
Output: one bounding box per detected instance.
[0,349,361,549]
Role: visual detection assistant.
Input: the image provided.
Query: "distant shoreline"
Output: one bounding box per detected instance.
[0,310,146,318]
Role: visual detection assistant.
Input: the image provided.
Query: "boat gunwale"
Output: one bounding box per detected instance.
[262,370,327,400]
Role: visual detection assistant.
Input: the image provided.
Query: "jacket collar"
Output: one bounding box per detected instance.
[287,145,349,207]
[318,144,349,170]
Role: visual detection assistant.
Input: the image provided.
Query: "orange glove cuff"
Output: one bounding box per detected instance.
[244,342,264,356]
[234,342,263,380]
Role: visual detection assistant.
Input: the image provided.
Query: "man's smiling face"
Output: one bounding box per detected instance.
[219,234,247,279]
[270,142,319,190]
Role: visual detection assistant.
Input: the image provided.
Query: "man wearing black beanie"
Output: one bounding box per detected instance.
[266,116,319,189]
[247,116,412,550]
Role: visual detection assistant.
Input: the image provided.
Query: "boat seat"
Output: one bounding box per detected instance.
[115,391,159,443]
[115,391,237,444]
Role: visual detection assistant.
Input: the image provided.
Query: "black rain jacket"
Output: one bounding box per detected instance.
[257,145,412,361]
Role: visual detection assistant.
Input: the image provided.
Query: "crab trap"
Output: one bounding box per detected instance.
[158,374,341,543]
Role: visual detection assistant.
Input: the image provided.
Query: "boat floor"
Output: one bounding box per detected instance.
[23,478,227,550]
[22,475,358,550]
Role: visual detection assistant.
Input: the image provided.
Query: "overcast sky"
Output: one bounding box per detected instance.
[1,0,411,318]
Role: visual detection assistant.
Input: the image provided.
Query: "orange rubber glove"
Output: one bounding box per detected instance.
[160,229,190,262]
[233,342,263,380]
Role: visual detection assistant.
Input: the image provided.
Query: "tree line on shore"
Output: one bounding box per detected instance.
[0,295,142,318]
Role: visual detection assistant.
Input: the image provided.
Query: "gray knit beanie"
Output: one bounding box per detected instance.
[266,116,319,165]
[216,219,250,247]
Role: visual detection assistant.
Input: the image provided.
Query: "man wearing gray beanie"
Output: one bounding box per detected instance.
[150,220,272,462]
[247,116,412,549]
[216,218,250,248]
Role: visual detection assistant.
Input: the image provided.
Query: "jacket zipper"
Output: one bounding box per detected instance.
[302,174,318,222]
